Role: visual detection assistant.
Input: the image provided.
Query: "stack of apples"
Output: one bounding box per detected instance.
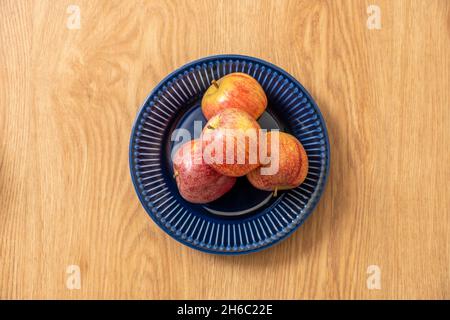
[173,73,309,204]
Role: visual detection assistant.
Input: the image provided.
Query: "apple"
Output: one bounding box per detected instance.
[246,131,308,195]
[201,72,267,120]
[202,108,262,177]
[173,139,236,204]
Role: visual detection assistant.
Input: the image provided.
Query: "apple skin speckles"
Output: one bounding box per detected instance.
[173,139,236,204]
[201,108,262,177]
[246,132,308,192]
[201,72,267,120]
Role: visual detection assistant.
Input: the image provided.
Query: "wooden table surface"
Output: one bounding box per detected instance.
[1,0,449,300]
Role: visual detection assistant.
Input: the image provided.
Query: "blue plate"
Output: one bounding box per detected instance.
[129,54,330,255]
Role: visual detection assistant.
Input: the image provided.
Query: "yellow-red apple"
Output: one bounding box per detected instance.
[246,132,308,194]
[202,108,262,177]
[201,72,267,120]
[173,139,236,204]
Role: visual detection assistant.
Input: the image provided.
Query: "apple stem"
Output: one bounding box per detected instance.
[173,171,179,179]
[273,187,278,197]
[211,80,219,88]
[207,124,215,130]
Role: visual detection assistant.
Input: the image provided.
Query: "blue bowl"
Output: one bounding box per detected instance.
[129,54,330,255]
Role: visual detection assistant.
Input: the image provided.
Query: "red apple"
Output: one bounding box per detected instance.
[201,72,267,120]
[173,139,236,204]
[246,132,308,194]
[201,108,262,177]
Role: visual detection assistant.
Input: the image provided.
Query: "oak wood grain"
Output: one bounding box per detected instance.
[0,0,449,299]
